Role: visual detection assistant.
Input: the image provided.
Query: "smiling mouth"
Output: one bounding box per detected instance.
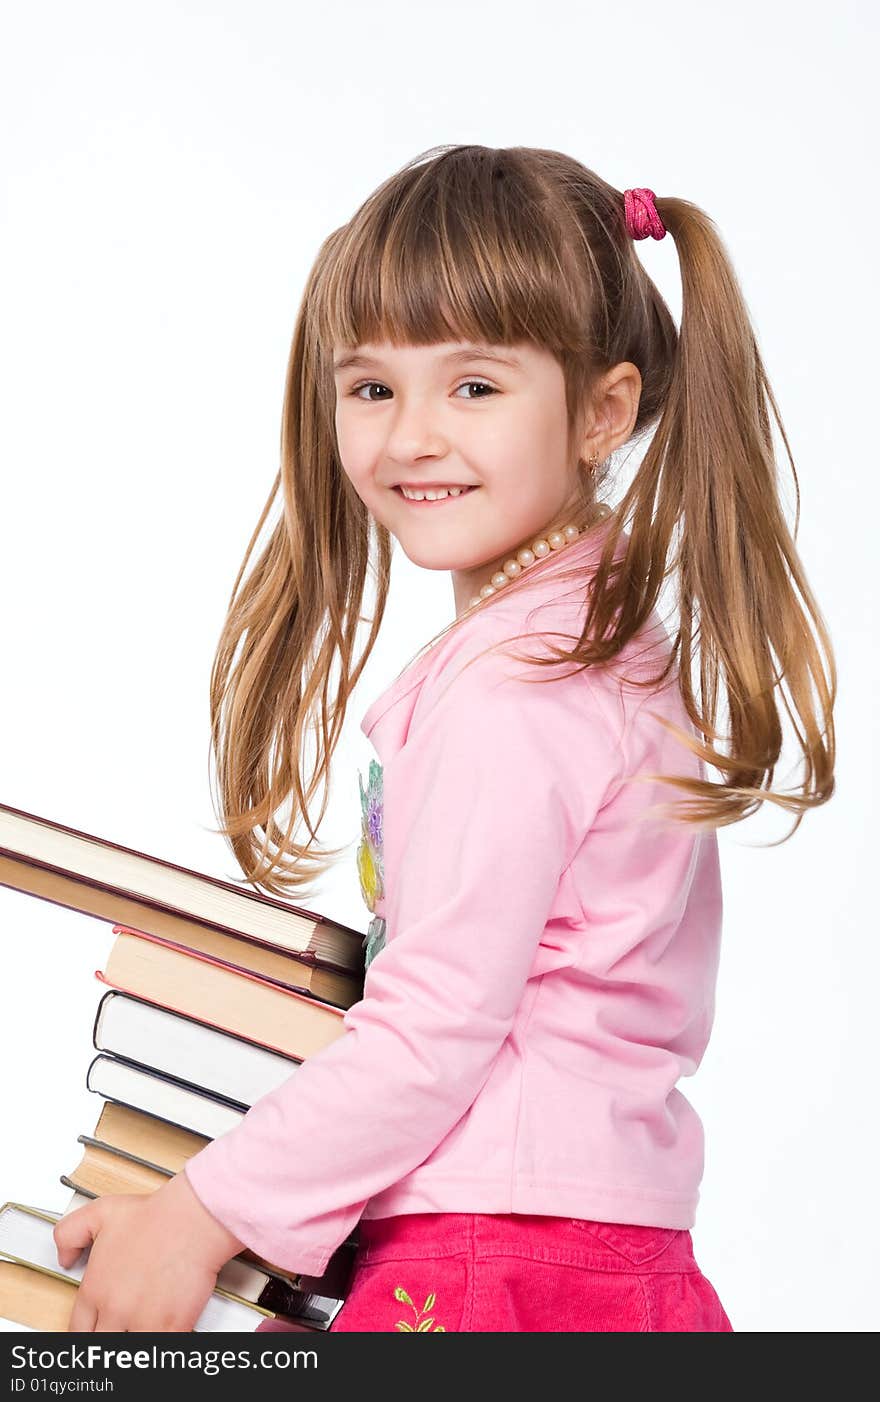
[394,485,480,504]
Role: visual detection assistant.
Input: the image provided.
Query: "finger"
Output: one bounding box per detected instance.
[54,1203,100,1270]
[67,1289,98,1333]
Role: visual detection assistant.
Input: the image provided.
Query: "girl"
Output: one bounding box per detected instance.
[53,144,836,1333]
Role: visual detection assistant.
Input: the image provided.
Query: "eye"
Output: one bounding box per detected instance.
[347,379,499,402]
[454,379,498,399]
[350,381,391,401]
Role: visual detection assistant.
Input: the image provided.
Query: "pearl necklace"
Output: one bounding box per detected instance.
[466,504,611,609]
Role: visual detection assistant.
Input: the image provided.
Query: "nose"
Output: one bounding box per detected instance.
[385,394,448,465]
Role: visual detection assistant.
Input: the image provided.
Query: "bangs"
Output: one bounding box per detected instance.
[313,146,597,360]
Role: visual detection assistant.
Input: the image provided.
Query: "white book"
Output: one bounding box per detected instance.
[93,991,300,1106]
[87,1055,245,1139]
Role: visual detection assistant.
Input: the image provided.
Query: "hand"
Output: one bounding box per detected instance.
[53,1169,247,1332]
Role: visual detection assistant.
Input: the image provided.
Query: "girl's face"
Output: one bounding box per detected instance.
[332,339,591,617]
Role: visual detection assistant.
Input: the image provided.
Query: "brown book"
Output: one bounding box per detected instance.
[64,1140,170,1197]
[0,799,366,976]
[90,1100,211,1174]
[106,919,362,1010]
[0,1257,78,1331]
[96,927,348,1061]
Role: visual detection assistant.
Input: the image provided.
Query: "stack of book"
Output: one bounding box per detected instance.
[0,800,368,1332]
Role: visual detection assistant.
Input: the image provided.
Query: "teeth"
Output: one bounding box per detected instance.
[400,485,470,501]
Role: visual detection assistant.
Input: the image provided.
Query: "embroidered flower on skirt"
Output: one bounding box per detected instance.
[357,759,386,971]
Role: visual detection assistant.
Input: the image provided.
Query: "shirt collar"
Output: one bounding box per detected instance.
[360,514,624,741]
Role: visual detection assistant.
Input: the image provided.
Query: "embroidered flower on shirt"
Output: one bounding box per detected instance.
[392,1286,447,1332]
[357,760,384,911]
[357,760,386,971]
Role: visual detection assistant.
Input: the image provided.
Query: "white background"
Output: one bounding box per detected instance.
[1,0,876,1333]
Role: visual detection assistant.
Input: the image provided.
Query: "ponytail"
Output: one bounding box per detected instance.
[582,195,836,836]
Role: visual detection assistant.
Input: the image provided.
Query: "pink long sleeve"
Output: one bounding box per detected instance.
[185,522,724,1259]
[184,628,622,1275]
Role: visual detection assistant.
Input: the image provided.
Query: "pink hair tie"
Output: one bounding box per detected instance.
[624,187,666,241]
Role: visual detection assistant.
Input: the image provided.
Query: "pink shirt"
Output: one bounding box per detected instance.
[184,519,724,1276]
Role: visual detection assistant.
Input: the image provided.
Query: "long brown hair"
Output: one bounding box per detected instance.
[207,143,836,897]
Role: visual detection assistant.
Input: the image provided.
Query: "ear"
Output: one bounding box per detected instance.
[579,361,643,464]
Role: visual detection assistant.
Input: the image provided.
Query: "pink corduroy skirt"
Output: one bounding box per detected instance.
[257,1211,734,1333]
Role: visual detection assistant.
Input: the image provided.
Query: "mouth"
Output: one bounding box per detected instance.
[393,485,480,506]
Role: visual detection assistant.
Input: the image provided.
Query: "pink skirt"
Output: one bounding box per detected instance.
[260,1211,734,1333]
